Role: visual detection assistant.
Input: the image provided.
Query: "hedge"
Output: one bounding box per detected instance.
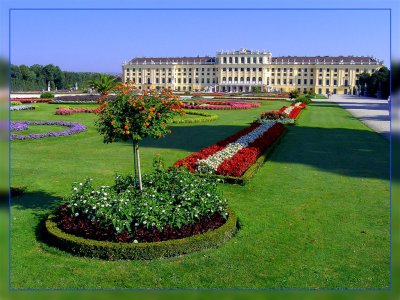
[43,207,238,260]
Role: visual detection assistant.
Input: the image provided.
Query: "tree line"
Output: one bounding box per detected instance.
[357,66,390,98]
[10,63,120,92]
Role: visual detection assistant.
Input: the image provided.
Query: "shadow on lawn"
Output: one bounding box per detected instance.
[121,124,250,152]
[270,125,390,181]
[11,190,62,212]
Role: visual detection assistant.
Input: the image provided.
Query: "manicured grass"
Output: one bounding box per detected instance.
[10,100,389,289]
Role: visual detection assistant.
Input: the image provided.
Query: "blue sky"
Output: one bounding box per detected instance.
[4,2,395,73]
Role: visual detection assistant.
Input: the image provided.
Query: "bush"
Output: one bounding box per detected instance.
[40,92,54,99]
[288,89,300,99]
[44,207,237,260]
[294,94,312,104]
[10,101,22,106]
[61,166,228,236]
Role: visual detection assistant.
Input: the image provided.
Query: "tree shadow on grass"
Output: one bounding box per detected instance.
[270,125,390,181]
[120,124,250,152]
[11,190,62,212]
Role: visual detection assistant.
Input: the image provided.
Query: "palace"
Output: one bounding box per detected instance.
[122,48,383,95]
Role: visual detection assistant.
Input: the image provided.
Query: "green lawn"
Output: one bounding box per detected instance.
[10,100,390,289]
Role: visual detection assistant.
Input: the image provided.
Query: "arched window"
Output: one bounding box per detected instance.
[241,57,245,63]
[258,77,262,82]
[234,77,238,82]
[252,77,256,82]
[240,77,244,82]
[223,77,226,81]
[229,57,232,63]
[246,77,250,82]
[228,77,232,82]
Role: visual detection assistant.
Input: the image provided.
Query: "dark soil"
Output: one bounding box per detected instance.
[55,204,227,243]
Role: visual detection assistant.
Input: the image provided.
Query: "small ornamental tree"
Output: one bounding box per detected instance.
[95,84,184,190]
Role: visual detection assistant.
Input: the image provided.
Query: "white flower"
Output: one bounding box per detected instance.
[143,221,147,225]
[79,183,83,186]
[116,227,120,232]
[73,187,78,191]
[74,212,79,217]
[133,239,138,243]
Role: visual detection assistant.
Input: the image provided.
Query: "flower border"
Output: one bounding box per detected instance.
[10,121,87,140]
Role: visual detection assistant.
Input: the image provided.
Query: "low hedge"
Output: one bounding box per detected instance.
[171,111,218,124]
[43,207,238,260]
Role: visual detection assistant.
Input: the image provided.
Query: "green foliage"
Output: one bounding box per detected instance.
[40,92,54,99]
[10,63,112,91]
[64,166,228,234]
[251,86,261,93]
[357,68,390,98]
[288,89,300,99]
[96,86,183,143]
[44,207,237,260]
[87,74,118,95]
[10,101,22,106]
[294,94,312,104]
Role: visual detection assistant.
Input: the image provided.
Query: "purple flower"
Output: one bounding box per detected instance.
[10,121,87,141]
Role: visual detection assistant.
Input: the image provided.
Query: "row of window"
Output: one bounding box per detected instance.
[126,67,217,72]
[221,56,264,64]
[133,78,217,84]
[127,72,215,77]
[272,78,350,86]
[222,67,263,72]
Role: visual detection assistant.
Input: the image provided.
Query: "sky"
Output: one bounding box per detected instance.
[4,2,395,74]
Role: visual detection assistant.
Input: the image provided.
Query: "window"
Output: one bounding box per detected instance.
[310,79,314,85]
[178,78,181,84]
[333,79,337,86]
[298,79,301,85]
[229,57,232,63]
[304,79,307,85]
[168,78,171,83]
[229,77,232,81]
[318,88,322,94]
[304,68,308,73]
[258,77,262,82]
[290,68,293,72]
[278,68,281,72]
[253,57,257,63]
[356,68,360,72]
[234,77,238,82]
[235,57,238,63]
[283,68,287,72]
[223,68,226,71]
[326,79,330,85]
[303,88,307,93]
[241,68,244,71]
[201,78,204,83]
[162,78,165,84]
[252,77,256,82]
[283,79,287,84]
[345,68,349,72]
[345,79,349,86]
[326,68,330,72]
[272,68,275,72]
[246,77,250,82]
[259,57,262,63]
[334,68,337,72]
[319,68,322,72]
[271,79,275,84]
[247,68,250,72]
[289,79,293,84]
[277,79,281,84]
[253,68,256,72]
[229,68,232,71]
[240,77,244,82]
[241,57,245,63]
[318,79,322,85]
[139,78,142,83]
[223,57,227,63]
[247,57,251,63]
[223,77,226,81]
[207,78,210,83]
[259,68,262,72]
[326,88,330,94]
[156,78,159,84]
[183,78,186,84]
[234,68,238,71]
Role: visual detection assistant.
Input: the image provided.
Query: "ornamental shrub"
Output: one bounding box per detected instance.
[95,84,183,190]
[62,166,228,236]
[40,92,54,99]
[294,94,312,104]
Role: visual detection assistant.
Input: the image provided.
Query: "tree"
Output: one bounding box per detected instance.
[357,72,370,95]
[88,74,118,95]
[251,86,261,93]
[288,89,300,99]
[95,84,183,191]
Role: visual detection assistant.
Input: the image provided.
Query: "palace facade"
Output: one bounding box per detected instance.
[122,48,383,95]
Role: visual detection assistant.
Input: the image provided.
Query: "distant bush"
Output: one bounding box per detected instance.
[294,94,312,104]
[40,92,54,99]
[288,89,300,99]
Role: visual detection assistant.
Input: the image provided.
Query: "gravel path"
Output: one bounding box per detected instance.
[315,95,390,140]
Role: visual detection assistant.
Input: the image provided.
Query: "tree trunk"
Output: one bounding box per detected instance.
[133,140,143,191]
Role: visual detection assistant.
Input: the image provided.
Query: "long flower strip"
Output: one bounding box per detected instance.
[174,122,261,172]
[183,100,259,110]
[10,105,36,111]
[216,123,285,177]
[10,121,87,140]
[10,98,52,103]
[55,107,98,115]
[196,122,276,174]
[10,121,29,131]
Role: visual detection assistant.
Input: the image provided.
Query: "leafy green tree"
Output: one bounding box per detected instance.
[288,89,300,99]
[88,74,118,95]
[95,85,183,190]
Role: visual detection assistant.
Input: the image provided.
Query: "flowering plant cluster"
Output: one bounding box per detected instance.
[55,107,97,115]
[277,102,306,119]
[10,105,36,111]
[175,121,285,178]
[10,98,52,103]
[213,97,287,101]
[11,101,22,106]
[96,85,183,143]
[62,166,228,238]
[183,100,259,110]
[257,102,306,125]
[10,121,86,140]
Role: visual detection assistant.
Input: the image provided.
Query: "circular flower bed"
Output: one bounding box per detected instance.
[44,167,237,259]
[10,121,87,140]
